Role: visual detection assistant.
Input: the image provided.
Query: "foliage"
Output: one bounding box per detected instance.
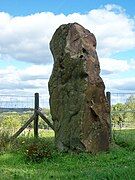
[112,95,135,127]
[24,139,53,162]
[0,109,52,136]
[126,94,135,108]
[0,129,11,154]
[126,94,135,120]
[112,103,127,127]
[0,112,22,134]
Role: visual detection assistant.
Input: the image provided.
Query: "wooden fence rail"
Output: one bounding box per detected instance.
[9,93,54,142]
[106,91,112,143]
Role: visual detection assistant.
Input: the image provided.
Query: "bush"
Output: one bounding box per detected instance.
[0,129,11,154]
[24,139,53,162]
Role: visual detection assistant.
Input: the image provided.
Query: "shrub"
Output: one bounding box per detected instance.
[25,140,52,162]
[0,129,11,154]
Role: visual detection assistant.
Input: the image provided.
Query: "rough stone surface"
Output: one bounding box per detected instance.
[48,23,110,153]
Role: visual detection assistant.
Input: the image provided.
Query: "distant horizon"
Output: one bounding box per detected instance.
[0,92,134,110]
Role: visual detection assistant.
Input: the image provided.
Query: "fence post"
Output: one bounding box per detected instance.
[34,93,39,138]
[106,91,112,143]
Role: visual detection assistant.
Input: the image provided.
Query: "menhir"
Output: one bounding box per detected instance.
[48,23,111,153]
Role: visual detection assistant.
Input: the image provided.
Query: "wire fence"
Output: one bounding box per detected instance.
[0,92,135,147]
[0,94,49,109]
[111,93,135,148]
[0,94,50,137]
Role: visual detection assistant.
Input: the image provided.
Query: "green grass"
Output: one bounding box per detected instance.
[113,128,135,150]
[1,130,135,180]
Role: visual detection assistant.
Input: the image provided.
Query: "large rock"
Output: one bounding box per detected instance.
[48,23,110,153]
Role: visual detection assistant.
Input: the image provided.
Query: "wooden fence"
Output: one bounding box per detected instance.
[9,93,54,141]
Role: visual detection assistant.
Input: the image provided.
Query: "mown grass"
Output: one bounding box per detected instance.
[0,129,135,180]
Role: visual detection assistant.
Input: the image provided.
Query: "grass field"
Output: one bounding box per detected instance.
[113,128,135,150]
[0,129,135,180]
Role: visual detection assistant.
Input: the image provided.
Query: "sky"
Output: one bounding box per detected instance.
[0,0,135,106]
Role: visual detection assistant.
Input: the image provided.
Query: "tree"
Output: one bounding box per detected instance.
[111,103,127,128]
[126,95,135,121]
[0,112,21,134]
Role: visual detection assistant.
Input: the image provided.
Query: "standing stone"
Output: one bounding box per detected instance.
[48,23,110,153]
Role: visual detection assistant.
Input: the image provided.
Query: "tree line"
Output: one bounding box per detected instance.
[112,95,135,128]
[0,108,52,135]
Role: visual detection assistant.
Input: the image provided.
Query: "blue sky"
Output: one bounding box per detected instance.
[0,0,135,17]
[0,0,135,105]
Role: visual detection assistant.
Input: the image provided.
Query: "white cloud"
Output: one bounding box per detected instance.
[0,4,135,64]
[0,64,52,97]
[0,4,135,100]
[100,57,135,92]
[85,5,135,56]
[100,58,130,75]
[19,64,53,80]
[107,78,135,91]
[130,59,135,69]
